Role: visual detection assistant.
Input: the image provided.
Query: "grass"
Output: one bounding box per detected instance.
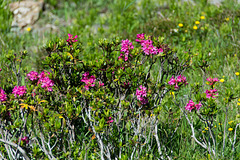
[1,0,240,159]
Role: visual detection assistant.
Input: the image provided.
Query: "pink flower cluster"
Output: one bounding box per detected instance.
[185,100,202,112]
[136,33,145,43]
[21,136,29,144]
[66,34,78,46]
[27,71,54,92]
[0,88,7,102]
[136,85,148,105]
[136,33,163,55]
[12,86,27,98]
[81,72,96,90]
[141,40,163,55]
[206,77,219,85]
[27,71,38,81]
[168,75,188,89]
[118,39,134,61]
[205,89,218,98]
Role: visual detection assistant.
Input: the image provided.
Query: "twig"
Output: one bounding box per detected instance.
[0,139,30,160]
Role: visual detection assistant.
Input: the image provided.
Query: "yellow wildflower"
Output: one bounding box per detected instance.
[178,23,183,27]
[226,17,230,21]
[195,21,200,25]
[26,27,31,32]
[228,121,234,125]
[185,30,188,33]
[214,125,217,128]
[228,128,233,131]
[235,54,237,57]
[193,26,198,30]
[237,103,240,106]
[205,127,208,130]
[238,98,240,101]
[202,130,206,133]
[235,72,239,76]
[206,82,209,85]
[200,16,205,20]
[220,79,224,83]
[170,92,175,96]
[219,123,222,125]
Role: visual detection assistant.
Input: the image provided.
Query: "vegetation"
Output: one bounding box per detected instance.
[1,0,240,159]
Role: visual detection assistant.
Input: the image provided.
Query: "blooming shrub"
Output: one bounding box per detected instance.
[2,33,238,159]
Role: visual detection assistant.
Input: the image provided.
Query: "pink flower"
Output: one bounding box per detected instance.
[99,81,104,87]
[206,77,219,85]
[139,39,163,55]
[136,85,148,105]
[205,89,218,98]
[12,86,27,98]
[158,48,163,53]
[136,33,145,42]
[37,71,54,92]
[107,117,114,123]
[38,77,54,92]
[38,71,50,79]
[0,88,7,102]
[185,100,195,112]
[168,76,176,85]
[195,102,202,111]
[168,75,188,89]
[21,136,29,144]
[185,100,202,112]
[66,34,78,45]
[81,72,96,90]
[27,71,39,81]
[121,82,130,89]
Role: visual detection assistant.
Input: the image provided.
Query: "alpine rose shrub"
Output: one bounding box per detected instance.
[0,33,194,159]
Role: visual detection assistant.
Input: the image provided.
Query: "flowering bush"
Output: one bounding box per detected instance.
[1,33,239,159]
